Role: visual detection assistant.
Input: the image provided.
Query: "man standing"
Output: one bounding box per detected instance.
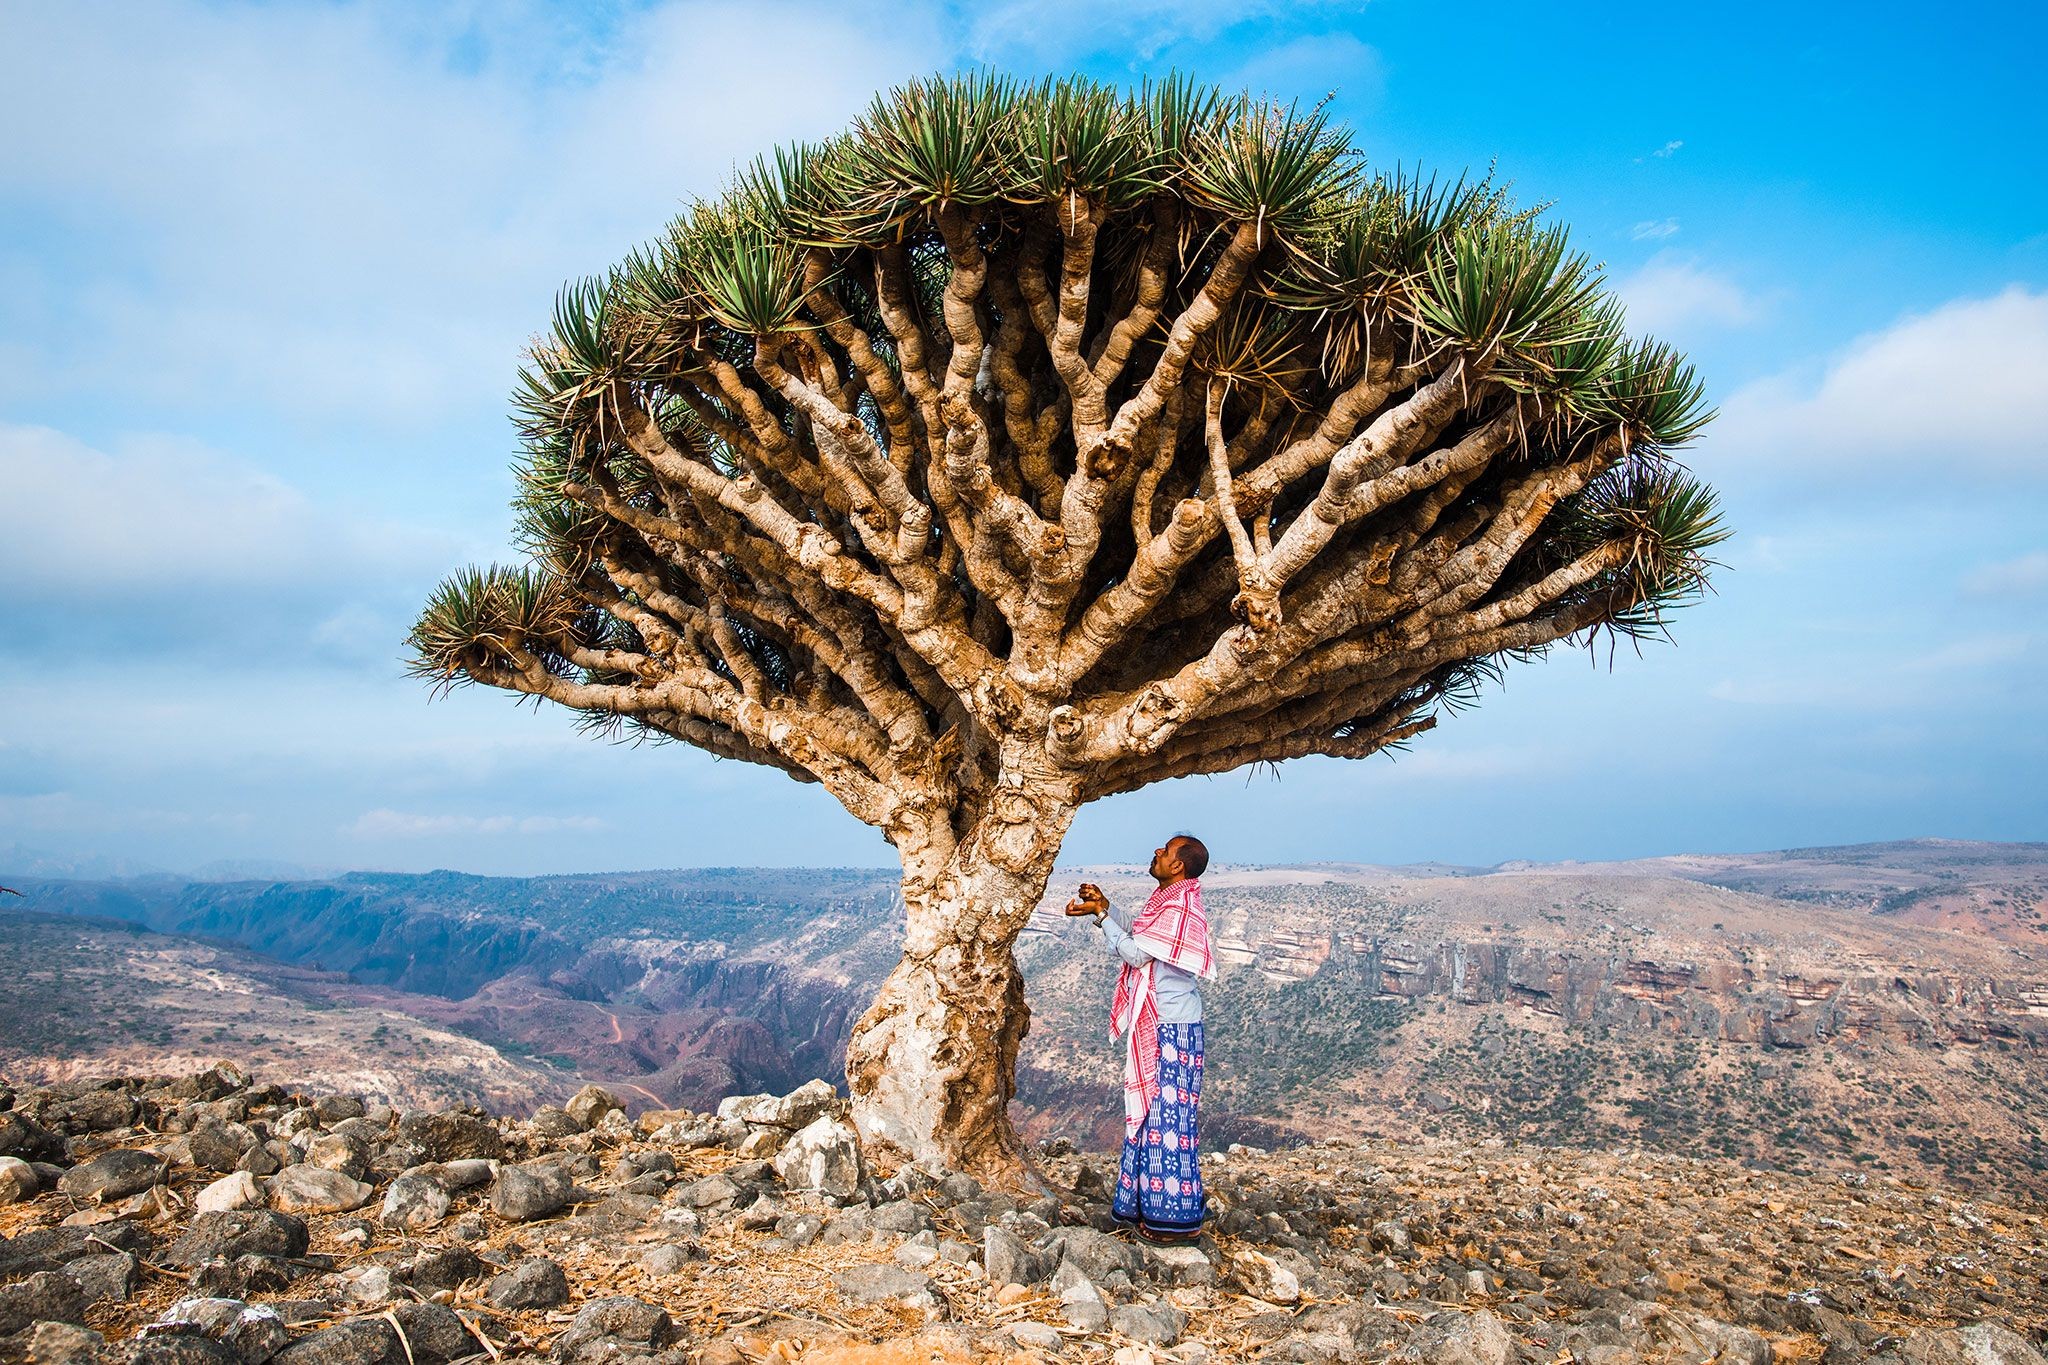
[1065,835,1215,1244]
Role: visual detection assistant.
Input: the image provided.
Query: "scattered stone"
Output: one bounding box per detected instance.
[675,1174,741,1210]
[1139,1242,1218,1287]
[394,1111,503,1164]
[563,1086,621,1129]
[640,1243,703,1275]
[718,1078,839,1131]
[530,1107,583,1139]
[189,1254,294,1300]
[429,1158,494,1190]
[871,1200,932,1235]
[389,1301,472,1364]
[549,1297,678,1363]
[490,1161,573,1221]
[303,1134,368,1181]
[57,1148,166,1202]
[736,1129,784,1159]
[1045,1227,1139,1286]
[775,1211,824,1247]
[1232,1248,1302,1304]
[0,1270,88,1335]
[338,1265,395,1307]
[1617,1301,1771,1365]
[21,1320,105,1365]
[267,1166,373,1215]
[196,1171,266,1214]
[1393,1309,1514,1365]
[0,1154,40,1204]
[1051,1260,1108,1332]
[185,1125,254,1175]
[167,1211,310,1267]
[380,1172,451,1230]
[984,1226,1052,1287]
[1872,1322,2048,1365]
[488,1257,570,1310]
[145,1297,291,1364]
[271,1316,399,1365]
[1111,1301,1187,1346]
[833,1264,938,1311]
[1006,1322,1064,1351]
[0,1112,62,1162]
[407,1245,484,1294]
[773,1115,864,1199]
[66,1250,140,1306]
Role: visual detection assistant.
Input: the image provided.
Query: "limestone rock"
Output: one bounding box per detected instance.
[271,1317,399,1365]
[394,1111,503,1164]
[1873,1323,2048,1365]
[1111,1301,1187,1346]
[1232,1248,1301,1304]
[389,1301,472,1364]
[563,1086,621,1130]
[167,1211,309,1267]
[58,1148,166,1202]
[718,1078,839,1130]
[549,1297,678,1363]
[490,1161,573,1222]
[1393,1309,1514,1365]
[1,1154,41,1204]
[65,1250,140,1306]
[983,1226,1053,1287]
[21,1320,105,1365]
[488,1257,570,1310]
[379,1172,450,1231]
[773,1115,864,1199]
[0,1270,87,1336]
[145,1297,290,1364]
[195,1172,265,1215]
[407,1246,484,1294]
[267,1166,372,1216]
[302,1134,367,1182]
[1051,1260,1108,1332]
[833,1264,938,1312]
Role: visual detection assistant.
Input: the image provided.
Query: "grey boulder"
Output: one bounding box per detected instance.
[490,1161,573,1222]
[58,1148,166,1202]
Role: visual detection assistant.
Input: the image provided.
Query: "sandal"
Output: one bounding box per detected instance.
[1134,1222,1203,1246]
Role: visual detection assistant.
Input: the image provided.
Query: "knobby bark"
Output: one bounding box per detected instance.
[844,791,1077,1186]
[432,192,1694,1188]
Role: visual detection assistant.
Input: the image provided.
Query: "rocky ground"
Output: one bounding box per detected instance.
[3,1069,2046,1365]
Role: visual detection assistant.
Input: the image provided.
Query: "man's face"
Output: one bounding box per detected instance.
[1151,840,1180,879]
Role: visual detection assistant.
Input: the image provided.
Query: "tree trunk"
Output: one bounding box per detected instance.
[844,792,1075,1191]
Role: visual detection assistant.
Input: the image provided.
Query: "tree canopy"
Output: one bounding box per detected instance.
[410,72,1723,860]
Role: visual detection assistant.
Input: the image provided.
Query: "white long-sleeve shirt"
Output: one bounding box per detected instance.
[1098,894,1204,1024]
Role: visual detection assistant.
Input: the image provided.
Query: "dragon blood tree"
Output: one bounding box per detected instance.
[409,74,1725,1186]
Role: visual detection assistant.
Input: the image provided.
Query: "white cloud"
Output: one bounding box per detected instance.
[0,423,454,598]
[1221,33,1384,109]
[1964,551,2048,598]
[1615,253,1758,335]
[345,809,607,839]
[1630,218,1681,241]
[0,1,941,421]
[1633,139,1683,163]
[1713,286,2048,481]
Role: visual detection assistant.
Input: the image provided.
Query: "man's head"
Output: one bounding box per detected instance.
[1149,833,1210,885]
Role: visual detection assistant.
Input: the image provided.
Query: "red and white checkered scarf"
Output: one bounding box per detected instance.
[1108,877,1214,1137]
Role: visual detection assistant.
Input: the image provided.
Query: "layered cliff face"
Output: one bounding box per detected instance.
[6,841,2047,1201]
[1014,849,2048,1201]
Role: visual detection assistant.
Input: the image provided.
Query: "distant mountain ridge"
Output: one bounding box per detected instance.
[5,839,2046,1201]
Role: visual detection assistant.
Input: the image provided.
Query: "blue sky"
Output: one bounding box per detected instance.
[1,0,2043,877]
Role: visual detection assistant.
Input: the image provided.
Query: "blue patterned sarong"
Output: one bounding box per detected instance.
[1112,1021,1205,1233]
